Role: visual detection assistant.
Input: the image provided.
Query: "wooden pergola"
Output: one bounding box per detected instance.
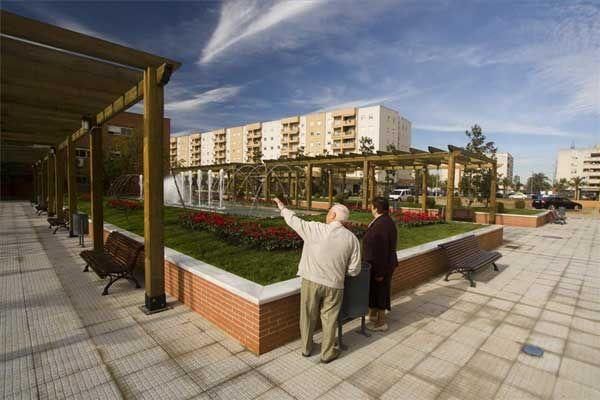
[260,145,498,222]
[1,10,180,313]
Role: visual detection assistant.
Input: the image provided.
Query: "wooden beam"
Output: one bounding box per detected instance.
[264,171,271,202]
[445,152,457,222]
[0,131,58,145]
[47,152,55,214]
[40,159,47,207]
[328,169,334,207]
[361,159,369,210]
[142,66,167,313]
[421,168,428,211]
[1,10,181,70]
[294,172,300,207]
[67,134,77,235]
[306,163,312,210]
[55,147,65,219]
[489,163,498,224]
[89,126,104,252]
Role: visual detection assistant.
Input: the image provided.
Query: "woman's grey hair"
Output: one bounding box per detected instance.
[330,203,350,221]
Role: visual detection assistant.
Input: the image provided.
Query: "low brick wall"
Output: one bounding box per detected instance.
[92,221,502,354]
[474,211,551,227]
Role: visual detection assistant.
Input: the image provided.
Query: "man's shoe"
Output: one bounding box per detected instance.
[301,351,311,357]
[320,349,340,363]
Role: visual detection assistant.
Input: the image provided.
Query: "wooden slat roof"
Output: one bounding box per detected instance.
[0,9,180,164]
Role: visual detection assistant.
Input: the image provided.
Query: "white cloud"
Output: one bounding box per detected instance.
[199,0,324,64]
[165,86,243,112]
[414,121,593,139]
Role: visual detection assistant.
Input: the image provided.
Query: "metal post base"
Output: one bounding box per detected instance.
[140,293,170,315]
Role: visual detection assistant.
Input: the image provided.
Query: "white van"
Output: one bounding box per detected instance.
[388,188,413,201]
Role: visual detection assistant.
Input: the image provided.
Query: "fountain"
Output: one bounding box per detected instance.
[139,174,143,200]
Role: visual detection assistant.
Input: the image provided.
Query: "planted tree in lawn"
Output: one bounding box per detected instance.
[384,144,397,194]
[359,136,375,154]
[553,178,569,194]
[251,147,263,164]
[463,124,497,206]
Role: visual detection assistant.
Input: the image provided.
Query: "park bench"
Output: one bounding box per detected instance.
[47,208,69,234]
[438,235,501,287]
[80,231,143,295]
[35,204,48,215]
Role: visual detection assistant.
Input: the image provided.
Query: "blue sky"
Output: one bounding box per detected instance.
[4,0,599,179]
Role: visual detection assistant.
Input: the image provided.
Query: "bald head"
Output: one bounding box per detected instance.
[326,203,350,223]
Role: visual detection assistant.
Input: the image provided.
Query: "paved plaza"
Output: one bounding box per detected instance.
[1,201,599,400]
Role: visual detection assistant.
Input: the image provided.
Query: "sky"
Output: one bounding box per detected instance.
[4,0,599,179]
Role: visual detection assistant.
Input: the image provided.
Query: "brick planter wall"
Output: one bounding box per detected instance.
[474,211,552,227]
[92,220,502,354]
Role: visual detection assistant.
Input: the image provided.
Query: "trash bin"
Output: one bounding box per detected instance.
[72,212,88,246]
[337,262,371,349]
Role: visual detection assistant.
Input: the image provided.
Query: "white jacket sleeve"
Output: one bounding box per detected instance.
[280,207,324,242]
[346,235,362,277]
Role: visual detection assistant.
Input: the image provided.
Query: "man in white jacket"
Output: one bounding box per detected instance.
[273,198,361,363]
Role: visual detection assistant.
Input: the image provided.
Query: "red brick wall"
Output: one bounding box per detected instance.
[95,223,502,354]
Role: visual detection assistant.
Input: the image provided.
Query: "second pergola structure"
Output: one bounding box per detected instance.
[1,10,180,313]
[257,145,498,223]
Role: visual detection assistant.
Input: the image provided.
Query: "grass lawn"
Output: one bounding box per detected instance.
[470,207,542,216]
[79,201,482,285]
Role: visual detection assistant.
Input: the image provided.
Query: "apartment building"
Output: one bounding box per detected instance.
[496,152,514,181]
[556,145,600,195]
[169,104,411,168]
[77,112,170,191]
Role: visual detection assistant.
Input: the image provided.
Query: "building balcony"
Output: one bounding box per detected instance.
[343,119,356,126]
[282,126,299,134]
[342,142,355,149]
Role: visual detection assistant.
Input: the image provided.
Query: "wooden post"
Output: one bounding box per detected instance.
[67,134,78,236]
[294,172,300,207]
[47,152,55,215]
[490,163,497,224]
[287,172,292,204]
[89,126,104,252]
[55,148,65,219]
[341,170,346,195]
[445,152,456,222]
[361,159,369,209]
[421,168,428,211]
[306,163,312,210]
[32,164,37,203]
[41,159,47,207]
[142,66,167,313]
[370,165,376,199]
[328,169,334,207]
[264,172,271,202]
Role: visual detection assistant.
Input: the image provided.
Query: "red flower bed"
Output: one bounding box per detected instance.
[392,210,442,227]
[107,198,143,211]
[79,193,91,201]
[180,211,367,251]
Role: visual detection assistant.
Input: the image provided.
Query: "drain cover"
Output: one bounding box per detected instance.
[505,244,521,249]
[540,235,563,239]
[522,344,544,357]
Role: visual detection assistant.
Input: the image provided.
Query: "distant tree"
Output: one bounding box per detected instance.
[384,144,397,193]
[463,124,497,205]
[570,176,585,200]
[553,178,569,194]
[359,136,375,154]
[386,144,397,152]
[500,176,512,192]
[251,147,262,163]
[513,175,522,191]
[526,172,551,194]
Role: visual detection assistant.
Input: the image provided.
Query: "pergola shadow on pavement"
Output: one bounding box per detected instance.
[1,10,180,313]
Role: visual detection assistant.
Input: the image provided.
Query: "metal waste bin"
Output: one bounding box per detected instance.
[72,212,89,246]
[337,262,371,349]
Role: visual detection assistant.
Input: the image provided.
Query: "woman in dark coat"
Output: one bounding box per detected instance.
[363,197,397,331]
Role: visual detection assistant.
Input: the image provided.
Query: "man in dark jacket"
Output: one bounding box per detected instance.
[363,197,398,331]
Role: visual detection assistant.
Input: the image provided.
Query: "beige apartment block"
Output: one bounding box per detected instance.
[331,108,357,155]
[189,132,201,167]
[245,122,262,162]
[213,128,226,164]
[261,120,282,161]
[556,145,600,195]
[281,116,300,158]
[496,152,514,181]
[201,131,215,166]
[227,126,244,163]
[305,112,326,156]
[169,136,177,168]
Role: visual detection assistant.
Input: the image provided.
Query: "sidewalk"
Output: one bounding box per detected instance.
[1,201,599,399]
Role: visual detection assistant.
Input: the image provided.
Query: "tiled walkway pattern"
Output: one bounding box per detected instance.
[1,201,599,399]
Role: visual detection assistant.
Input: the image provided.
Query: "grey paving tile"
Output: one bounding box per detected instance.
[381,373,442,400]
[281,365,342,400]
[350,360,404,398]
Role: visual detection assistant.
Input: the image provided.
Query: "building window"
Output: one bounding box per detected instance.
[75,148,89,158]
[107,125,133,135]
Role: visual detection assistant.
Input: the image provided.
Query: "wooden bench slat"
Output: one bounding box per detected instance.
[438,235,501,287]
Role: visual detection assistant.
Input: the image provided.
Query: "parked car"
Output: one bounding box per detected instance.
[389,188,413,201]
[508,192,528,199]
[532,196,582,210]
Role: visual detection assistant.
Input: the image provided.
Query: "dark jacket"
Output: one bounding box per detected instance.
[363,214,398,278]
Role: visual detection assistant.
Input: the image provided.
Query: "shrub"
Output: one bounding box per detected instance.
[79,193,91,201]
[454,197,462,208]
[514,199,525,209]
[334,191,349,204]
[391,210,443,227]
[107,198,143,210]
[180,211,367,252]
